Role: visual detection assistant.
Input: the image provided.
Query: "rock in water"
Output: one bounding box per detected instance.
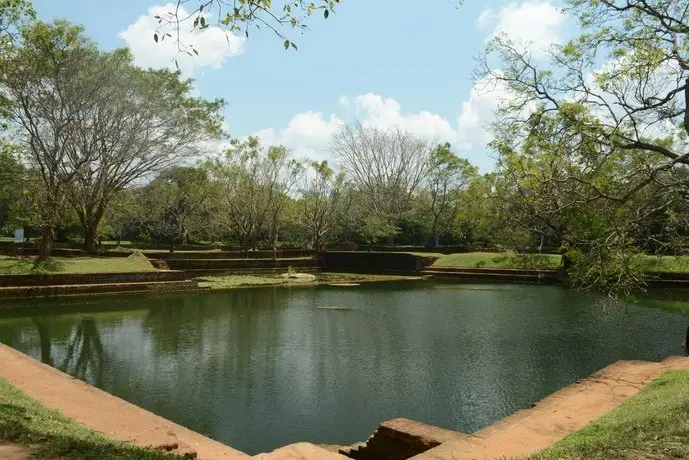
[280,272,316,282]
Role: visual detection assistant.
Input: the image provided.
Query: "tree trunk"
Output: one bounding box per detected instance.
[79,205,106,254]
[83,225,97,254]
[38,224,55,261]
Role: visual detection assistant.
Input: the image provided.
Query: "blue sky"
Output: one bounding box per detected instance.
[31,0,568,172]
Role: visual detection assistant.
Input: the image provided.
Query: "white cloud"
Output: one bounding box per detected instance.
[489,1,565,57]
[347,94,457,142]
[250,93,499,170]
[476,8,494,28]
[119,3,244,76]
[456,77,511,152]
[253,111,344,163]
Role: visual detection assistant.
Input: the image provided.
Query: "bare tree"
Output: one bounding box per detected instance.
[331,122,434,243]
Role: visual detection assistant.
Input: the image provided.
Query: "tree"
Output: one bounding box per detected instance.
[154,0,340,56]
[1,21,105,259]
[0,0,34,123]
[66,48,224,252]
[136,167,218,252]
[0,140,24,232]
[477,0,689,296]
[102,189,137,248]
[424,143,476,246]
[296,160,343,253]
[214,137,299,256]
[332,122,434,243]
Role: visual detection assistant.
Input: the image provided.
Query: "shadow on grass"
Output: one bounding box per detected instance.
[0,397,178,459]
[0,257,65,275]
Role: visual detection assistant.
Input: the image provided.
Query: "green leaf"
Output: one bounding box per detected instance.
[153,33,158,43]
[324,9,329,19]
[284,39,290,50]
[291,41,297,50]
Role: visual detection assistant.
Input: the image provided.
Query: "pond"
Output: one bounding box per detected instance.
[0,281,687,454]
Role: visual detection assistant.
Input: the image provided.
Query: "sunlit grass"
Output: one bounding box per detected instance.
[432,252,562,270]
[0,376,179,459]
[529,370,689,459]
[0,256,155,275]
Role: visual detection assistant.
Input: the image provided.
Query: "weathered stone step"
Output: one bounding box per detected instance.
[0,270,186,287]
[422,270,560,284]
[426,267,558,276]
[186,267,321,277]
[0,280,202,301]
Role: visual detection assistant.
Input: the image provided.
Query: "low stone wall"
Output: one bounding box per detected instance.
[647,271,689,287]
[422,267,562,284]
[0,271,185,287]
[166,258,318,271]
[147,250,314,260]
[319,252,435,274]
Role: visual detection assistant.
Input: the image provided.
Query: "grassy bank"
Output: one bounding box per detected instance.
[633,255,689,273]
[529,370,689,459]
[431,252,689,273]
[0,376,176,459]
[0,256,156,275]
[432,252,562,270]
[197,272,421,289]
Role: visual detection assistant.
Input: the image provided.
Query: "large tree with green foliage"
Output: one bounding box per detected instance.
[479,0,689,296]
[2,20,224,255]
[296,160,343,253]
[214,137,299,254]
[424,143,476,246]
[65,47,224,253]
[1,21,106,259]
[136,166,219,252]
[0,141,24,232]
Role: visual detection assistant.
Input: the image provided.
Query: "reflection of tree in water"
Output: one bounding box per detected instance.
[32,317,54,366]
[60,318,105,386]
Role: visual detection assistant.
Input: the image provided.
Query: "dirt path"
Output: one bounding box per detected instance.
[413,356,689,460]
[0,441,31,460]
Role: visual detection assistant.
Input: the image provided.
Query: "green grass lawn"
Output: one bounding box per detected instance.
[430,252,689,273]
[529,370,689,459]
[0,256,156,275]
[432,252,563,270]
[0,376,178,459]
[633,255,689,273]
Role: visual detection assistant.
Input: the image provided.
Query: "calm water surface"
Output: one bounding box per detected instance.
[0,281,686,454]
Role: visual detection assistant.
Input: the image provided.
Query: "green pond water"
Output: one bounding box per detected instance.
[0,281,687,454]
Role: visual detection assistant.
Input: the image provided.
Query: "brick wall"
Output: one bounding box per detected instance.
[0,271,185,287]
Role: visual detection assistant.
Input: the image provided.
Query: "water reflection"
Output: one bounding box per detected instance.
[0,282,686,454]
